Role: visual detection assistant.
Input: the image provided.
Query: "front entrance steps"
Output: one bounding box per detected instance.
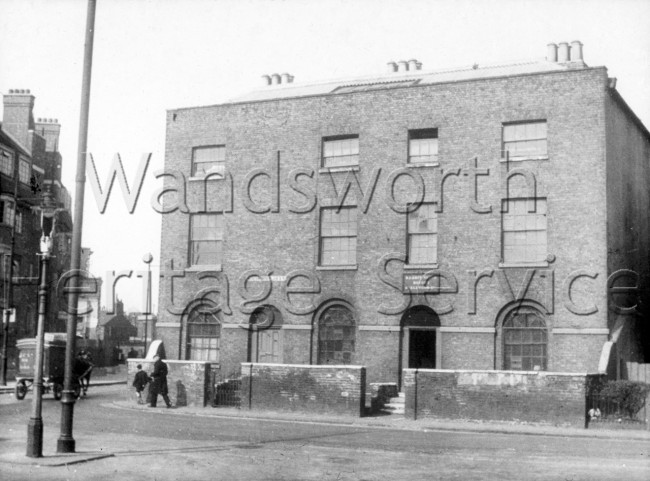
[381,392,405,415]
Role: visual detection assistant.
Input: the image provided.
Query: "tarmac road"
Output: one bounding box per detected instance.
[1,384,649,480]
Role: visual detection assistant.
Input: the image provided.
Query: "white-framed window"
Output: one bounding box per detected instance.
[0,149,13,176]
[0,199,15,227]
[408,129,438,164]
[18,157,30,184]
[502,198,547,265]
[322,135,359,168]
[503,121,548,160]
[320,207,357,266]
[408,203,437,265]
[191,145,225,177]
[503,307,547,371]
[186,307,221,362]
[189,213,223,267]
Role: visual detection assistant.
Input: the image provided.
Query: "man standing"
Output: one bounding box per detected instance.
[149,355,172,408]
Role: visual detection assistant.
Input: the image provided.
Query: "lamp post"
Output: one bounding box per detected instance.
[142,253,153,357]
[26,191,57,458]
[57,0,96,454]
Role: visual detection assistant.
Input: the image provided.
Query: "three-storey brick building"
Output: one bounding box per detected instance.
[157,41,650,384]
[0,89,73,374]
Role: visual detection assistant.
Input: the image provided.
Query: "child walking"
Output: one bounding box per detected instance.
[132,364,151,404]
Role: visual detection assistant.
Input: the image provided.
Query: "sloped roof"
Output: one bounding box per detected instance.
[227,58,585,104]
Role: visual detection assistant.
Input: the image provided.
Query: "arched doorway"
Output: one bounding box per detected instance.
[400,306,440,386]
[248,305,283,363]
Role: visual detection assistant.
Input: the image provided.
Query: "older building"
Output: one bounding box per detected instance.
[157,42,650,385]
[0,89,73,373]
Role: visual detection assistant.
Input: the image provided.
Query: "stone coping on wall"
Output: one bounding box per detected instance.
[404,368,599,377]
[128,358,213,366]
[242,362,364,370]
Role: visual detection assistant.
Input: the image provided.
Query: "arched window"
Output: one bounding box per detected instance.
[186,307,221,362]
[318,305,355,364]
[503,308,547,371]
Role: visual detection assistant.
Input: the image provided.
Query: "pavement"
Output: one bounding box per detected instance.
[1,371,650,470]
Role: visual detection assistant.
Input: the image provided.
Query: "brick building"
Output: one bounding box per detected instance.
[156,41,650,385]
[0,89,73,372]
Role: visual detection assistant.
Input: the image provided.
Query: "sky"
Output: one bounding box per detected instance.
[1,0,649,314]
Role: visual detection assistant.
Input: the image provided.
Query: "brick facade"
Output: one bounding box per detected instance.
[157,49,649,386]
[404,368,605,425]
[240,363,366,416]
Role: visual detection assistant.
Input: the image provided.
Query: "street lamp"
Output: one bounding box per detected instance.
[142,253,153,356]
[26,190,58,458]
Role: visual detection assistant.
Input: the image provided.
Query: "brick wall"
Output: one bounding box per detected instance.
[241,363,366,416]
[126,359,211,407]
[404,368,605,426]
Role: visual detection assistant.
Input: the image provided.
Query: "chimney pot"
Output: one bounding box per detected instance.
[271,73,281,85]
[8,89,14,94]
[386,61,397,73]
[281,73,291,84]
[416,62,422,70]
[397,60,409,72]
[262,75,271,86]
[558,42,570,62]
[546,43,558,62]
[570,40,583,61]
[408,59,418,71]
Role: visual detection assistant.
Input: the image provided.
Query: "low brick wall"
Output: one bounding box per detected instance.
[404,369,605,426]
[241,363,366,417]
[126,359,211,407]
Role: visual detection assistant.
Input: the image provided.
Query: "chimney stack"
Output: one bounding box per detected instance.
[546,43,558,62]
[388,59,422,73]
[262,72,294,86]
[558,42,570,62]
[35,117,61,153]
[570,40,583,62]
[3,89,35,148]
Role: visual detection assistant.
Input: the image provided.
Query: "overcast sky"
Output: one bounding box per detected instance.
[1,0,649,313]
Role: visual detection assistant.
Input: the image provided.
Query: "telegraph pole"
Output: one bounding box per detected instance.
[57,0,96,454]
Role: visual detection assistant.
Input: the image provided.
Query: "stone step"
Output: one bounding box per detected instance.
[381,405,405,415]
